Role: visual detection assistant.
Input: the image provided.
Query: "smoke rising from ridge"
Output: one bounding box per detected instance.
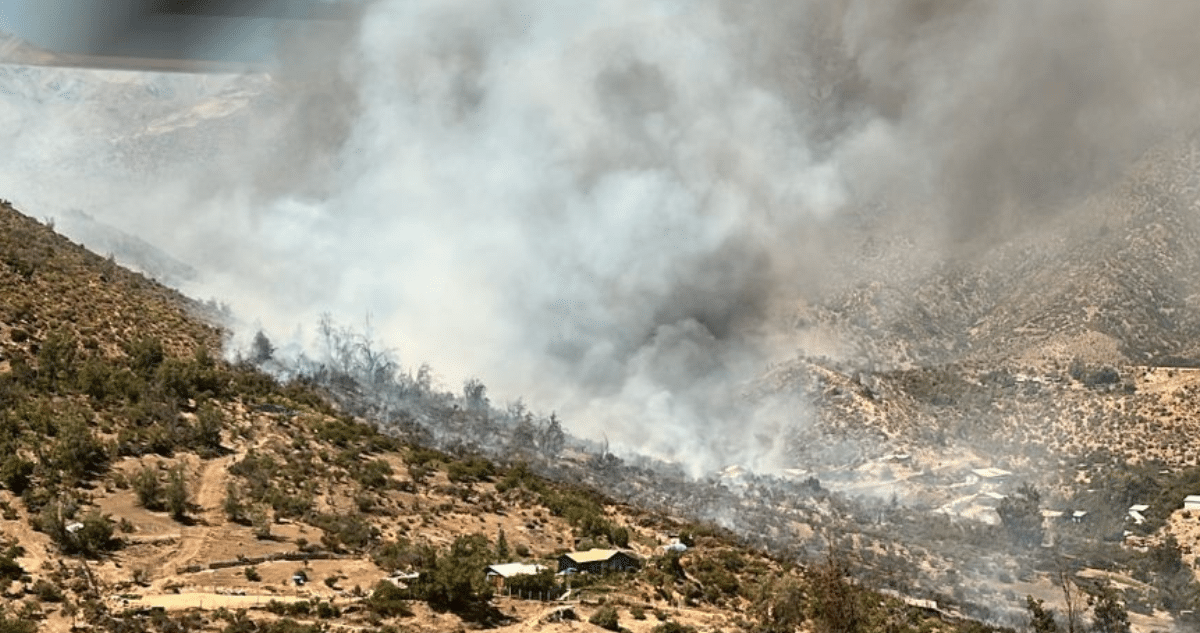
[4,0,1200,474]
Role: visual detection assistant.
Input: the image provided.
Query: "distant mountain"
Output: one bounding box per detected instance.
[799,129,1200,370]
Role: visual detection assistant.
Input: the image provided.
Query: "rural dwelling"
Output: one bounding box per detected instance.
[1185,495,1200,510]
[557,549,642,574]
[484,563,547,590]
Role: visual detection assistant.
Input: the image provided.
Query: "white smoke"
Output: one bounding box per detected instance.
[3,0,1200,475]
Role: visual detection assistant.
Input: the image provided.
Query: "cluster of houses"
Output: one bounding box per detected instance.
[484,548,643,590]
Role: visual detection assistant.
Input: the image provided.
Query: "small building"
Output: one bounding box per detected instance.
[557,549,641,575]
[1128,504,1149,525]
[1041,509,1065,520]
[484,563,546,589]
[662,540,688,553]
[1184,496,1200,511]
[1071,510,1089,524]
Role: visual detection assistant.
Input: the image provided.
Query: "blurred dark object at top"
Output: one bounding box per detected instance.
[0,0,359,73]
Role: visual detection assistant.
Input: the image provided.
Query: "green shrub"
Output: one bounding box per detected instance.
[165,465,190,521]
[589,605,620,631]
[132,465,163,510]
[651,622,697,633]
[31,579,63,602]
[0,544,24,581]
[40,502,118,558]
[447,456,494,483]
[367,580,414,617]
[0,456,33,495]
[310,512,378,552]
[372,538,436,572]
[353,459,394,490]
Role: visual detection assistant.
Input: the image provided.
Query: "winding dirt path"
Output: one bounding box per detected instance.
[154,454,232,583]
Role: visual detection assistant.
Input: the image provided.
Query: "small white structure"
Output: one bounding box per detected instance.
[971,467,1013,480]
[1072,510,1089,523]
[65,522,84,534]
[485,563,547,589]
[1041,509,1065,520]
[1128,504,1149,525]
[1184,496,1200,511]
[662,539,688,553]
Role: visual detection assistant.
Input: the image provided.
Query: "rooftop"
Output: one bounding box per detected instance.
[485,563,546,578]
[971,468,1013,479]
[562,549,636,564]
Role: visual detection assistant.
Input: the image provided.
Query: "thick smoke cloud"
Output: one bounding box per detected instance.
[3,0,1200,474]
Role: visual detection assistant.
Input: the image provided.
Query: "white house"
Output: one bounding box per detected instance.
[1184,496,1200,511]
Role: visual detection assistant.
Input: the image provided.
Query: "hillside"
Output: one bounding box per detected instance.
[0,201,1013,633]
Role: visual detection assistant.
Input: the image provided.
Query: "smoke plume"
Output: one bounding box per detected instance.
[3,0,1200,474]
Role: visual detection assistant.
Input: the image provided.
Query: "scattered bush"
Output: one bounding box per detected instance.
[447,456,494,483]
[132,465,164,511]
[31,579,63,602]
[367,580,413,618]
[589,605,620,631]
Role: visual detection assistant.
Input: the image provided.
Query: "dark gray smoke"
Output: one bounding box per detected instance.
[3,0,1200,474]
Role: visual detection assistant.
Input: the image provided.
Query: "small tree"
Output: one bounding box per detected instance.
[164,465,189,521]
[1091,582,1130,633]
[496,529,510,562]
[367,580,413,617]
[808,549,863,633]
[1026,595,1060,633]
[420,534,494,611]
[249,330,275,364]
[251,505,272,540]
[224,481,249,524]
[539,414,566,459]
[132,465,163,511]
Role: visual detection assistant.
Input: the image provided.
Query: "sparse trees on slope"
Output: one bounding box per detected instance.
[998,483,1044,548]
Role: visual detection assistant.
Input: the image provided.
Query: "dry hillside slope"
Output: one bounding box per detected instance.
[0,201,1013,633]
